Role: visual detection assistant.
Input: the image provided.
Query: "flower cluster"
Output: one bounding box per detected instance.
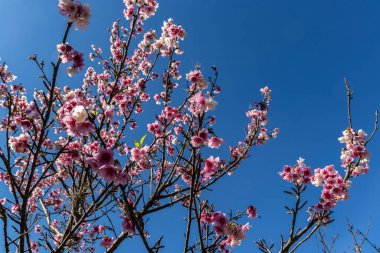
[312,165,349,210]
[339,128,370,176]
[279,158,312,184]
[57,43,84,77]
[58,0,91,30]
[0,1,281,252]
[186,70,208,91]
[9,134,30,154]
[86,148,130,184]
[201,211,250,251]
[229,87,278,164]
[280,128,371,212]
[201,156,221,181]
[0,63,17,83]
[153,18,186,56]
[188,92,217,116]
[58,100,94,136]
[123,0,159,20]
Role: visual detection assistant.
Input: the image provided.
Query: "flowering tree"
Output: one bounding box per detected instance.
[0,1,377,253]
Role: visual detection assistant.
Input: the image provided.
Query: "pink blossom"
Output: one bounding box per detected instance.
[191,128,209,148]
[130,146,149,161]
[11,204,20,214]
[200,212,213,224]
[98,164,120,183]
[57,43,85,77]
[201,156,220,181]
[114,171,131,186]
[9,134,30,153]
[186,70,208,90]
[30,240,39,253]
[100,236,114,248]
[246,205,257,219]
[0,63,17,82]
[122,216,135,235]
[35,225,41,233]
[94,148,114,166]
[58,0,91,30]
[225,223,251,248]
[61,115,94,136]
[279,158,312,184]
[208,136,224,149]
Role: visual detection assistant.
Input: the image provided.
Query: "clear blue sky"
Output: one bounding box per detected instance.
[1,0,380,252]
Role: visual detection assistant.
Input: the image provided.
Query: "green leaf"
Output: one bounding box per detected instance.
[139,134,147,146]
[134,140,140,148]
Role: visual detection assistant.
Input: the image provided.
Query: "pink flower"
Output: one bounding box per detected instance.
[57,43,85,77]
[94,148,114,166]
[35,225,41,233]
[85,156,100,172]
[279,158,312,184]
[104,106,115,120]
[211,212,228,236]
[74,3,91,30]
[201,156,220,181]
[225,222,250,247]
[60,108,94,136]
[130,146,149,161]
[98,164,119,183]
[30,240,39,253]
[11,204,20,214]
[246,205,257,219]
[212,212,228,227]
[114,171,131,186]
[191,128,209,148]
[90,225,105,237]
[312,165,349,210]
[0,63,17,83]
[20,119,33,131]
[57,43,73,63]
[71,51,84,70]
[58,0,77,16]
[200,212,213,224]
[122,216,135,235]
[100,236,114,248]
[58,1,91,30]
[186,70,208,90]
[188,92,207,115]
[208,136,224,149]
[9,134,29,153]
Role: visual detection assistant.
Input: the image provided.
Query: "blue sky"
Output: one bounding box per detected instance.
[1,0,380,252]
